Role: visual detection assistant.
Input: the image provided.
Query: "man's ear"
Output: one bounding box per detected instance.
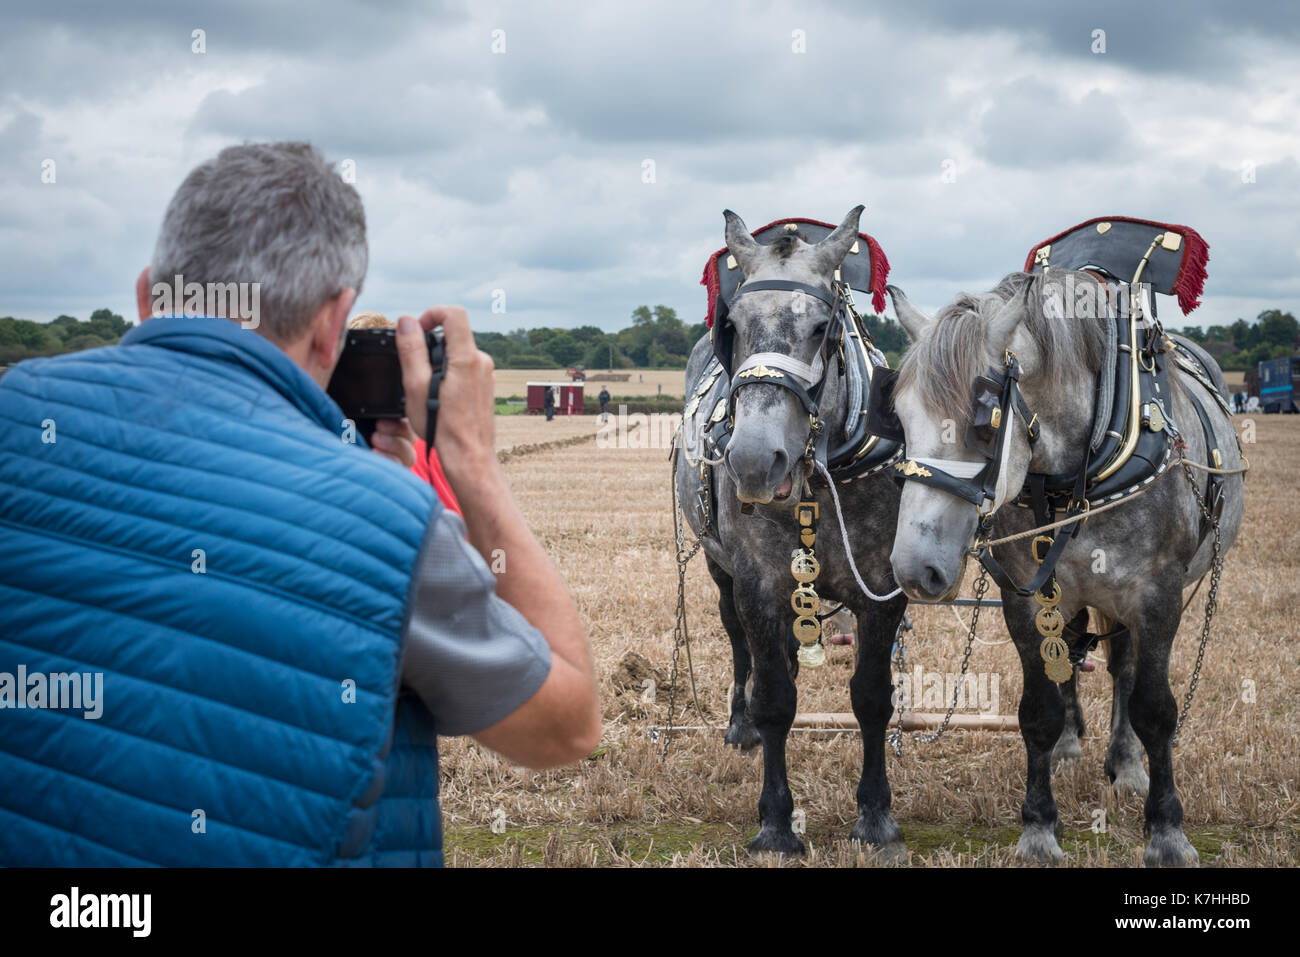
[312,288,357,371]
[135,267,153,322]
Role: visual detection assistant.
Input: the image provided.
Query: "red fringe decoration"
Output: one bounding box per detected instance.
[701,216,891,327]
[1023,215,1210,315]
[701,253,721,328]
[867,238,890,315]
[1173,225,1210,314]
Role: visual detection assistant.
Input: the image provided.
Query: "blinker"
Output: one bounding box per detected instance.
[966,375,1005,458]
[865,366,905,442]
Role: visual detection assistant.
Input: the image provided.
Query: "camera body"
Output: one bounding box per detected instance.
[326,328,446,443]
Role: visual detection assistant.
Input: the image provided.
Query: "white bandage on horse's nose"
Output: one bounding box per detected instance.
[733,351,824,385]
[907,406,1017,514]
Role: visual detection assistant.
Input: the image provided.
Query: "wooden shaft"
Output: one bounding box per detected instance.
[791,712,1019,732]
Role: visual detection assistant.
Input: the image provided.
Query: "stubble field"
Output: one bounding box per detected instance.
[440,413,1300,867]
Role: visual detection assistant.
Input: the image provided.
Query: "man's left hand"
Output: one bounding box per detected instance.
[369,417,417,468]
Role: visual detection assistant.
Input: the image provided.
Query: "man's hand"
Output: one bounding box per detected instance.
[396,304,599,769]
[368,417,417,468]
[396,306,499,487]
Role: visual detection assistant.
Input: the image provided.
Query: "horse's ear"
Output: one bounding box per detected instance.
[723,209,760,274]
[887,284,932,341]
[812,204,865,275]
[988,288,1025,351]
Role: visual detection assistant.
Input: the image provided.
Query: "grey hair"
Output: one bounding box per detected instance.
[897,271,1108,422]
[150,142,367,343]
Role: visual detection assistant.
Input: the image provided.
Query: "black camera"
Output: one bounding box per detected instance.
[326,328,446,444]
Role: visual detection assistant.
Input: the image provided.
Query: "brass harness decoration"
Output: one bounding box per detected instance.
[1031,536,1073,683]
[791,501,825,668]
[895,459,933,479]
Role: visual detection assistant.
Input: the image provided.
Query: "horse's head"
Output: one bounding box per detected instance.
[719,205,863,506]
[885,274,1062,601]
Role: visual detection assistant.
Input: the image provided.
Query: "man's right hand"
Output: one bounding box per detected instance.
[396,306,498,486]
[396,304,599,769]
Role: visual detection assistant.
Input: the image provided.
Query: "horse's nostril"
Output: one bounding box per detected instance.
[922,563,950,596]
[766,450,789,488]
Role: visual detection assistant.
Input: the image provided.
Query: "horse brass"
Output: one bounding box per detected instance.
[1035,606,1065,638]
[791,584,819,617]
[1039,635,1072,683]
[792,616,821,644]
[791,549,820,583]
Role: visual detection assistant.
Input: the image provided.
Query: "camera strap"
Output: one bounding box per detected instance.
[426,361,443,448]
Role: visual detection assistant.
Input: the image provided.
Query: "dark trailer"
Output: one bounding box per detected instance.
[1259,356,1300,412]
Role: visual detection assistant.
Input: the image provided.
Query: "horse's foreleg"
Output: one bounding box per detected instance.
[1129,588,1198,867]
[1102,626,1149,796]
[1052,610,1090,766]
[1006,595,1066,863]
[849,593,908,856]
[738,603,803,856]
[706,557,761,751]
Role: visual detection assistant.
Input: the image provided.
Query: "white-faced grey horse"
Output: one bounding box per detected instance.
[884,270,1244,866]
[673,207,908,856]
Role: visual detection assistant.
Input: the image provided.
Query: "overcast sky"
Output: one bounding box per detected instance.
[2,0,1298,334]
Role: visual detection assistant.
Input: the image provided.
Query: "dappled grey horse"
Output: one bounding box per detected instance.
[673,207,908,855]
[885,270,1244,865]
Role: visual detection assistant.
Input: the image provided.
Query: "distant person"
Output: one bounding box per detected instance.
[657,382,662,395]
[1235,390,1245,413]
[598,386,610,421]
[544,385,556,421]
[638,373,643,383]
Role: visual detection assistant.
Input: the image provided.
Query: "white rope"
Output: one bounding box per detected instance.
[815,460,903,602]
[950,604,1011,646]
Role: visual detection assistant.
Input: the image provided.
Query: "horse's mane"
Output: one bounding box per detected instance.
[897,271,1109,422]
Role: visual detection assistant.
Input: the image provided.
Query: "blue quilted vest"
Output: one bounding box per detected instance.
[0,316,443,866]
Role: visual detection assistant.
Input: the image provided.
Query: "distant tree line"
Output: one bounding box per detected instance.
[0,310,132,365]
[20,302,1287,375]
[1175,309,1298,371]
[478,303,911,369]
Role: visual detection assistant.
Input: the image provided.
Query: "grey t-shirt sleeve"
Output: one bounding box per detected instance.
[401,506,552,736]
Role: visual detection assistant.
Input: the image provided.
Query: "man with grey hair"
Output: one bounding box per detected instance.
[0,142,600,867]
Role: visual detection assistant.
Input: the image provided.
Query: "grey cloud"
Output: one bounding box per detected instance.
[978,80,1134,167]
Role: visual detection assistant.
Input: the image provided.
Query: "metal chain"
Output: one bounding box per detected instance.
[663,444,702,759]
[1173,458,1224,742]
[888,565,988,755]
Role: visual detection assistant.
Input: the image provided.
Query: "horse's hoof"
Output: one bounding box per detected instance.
[849,811,904,849]
[749,826,805,856]
[1106,760,1150,797]
[724,719,761,751]
[1143,827,1199,868]
[1015,826,1064,864]
[1051,732,1083,767]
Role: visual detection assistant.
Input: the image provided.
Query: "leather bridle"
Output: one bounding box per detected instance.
[712,278,850,465]
[867,349,1092,597]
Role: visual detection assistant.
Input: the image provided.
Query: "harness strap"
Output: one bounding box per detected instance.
[732,279,835,306]
[1181,387,1226,545]
[976,437,1093,597]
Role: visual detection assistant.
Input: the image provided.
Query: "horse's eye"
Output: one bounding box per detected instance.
[811,321,828,338]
